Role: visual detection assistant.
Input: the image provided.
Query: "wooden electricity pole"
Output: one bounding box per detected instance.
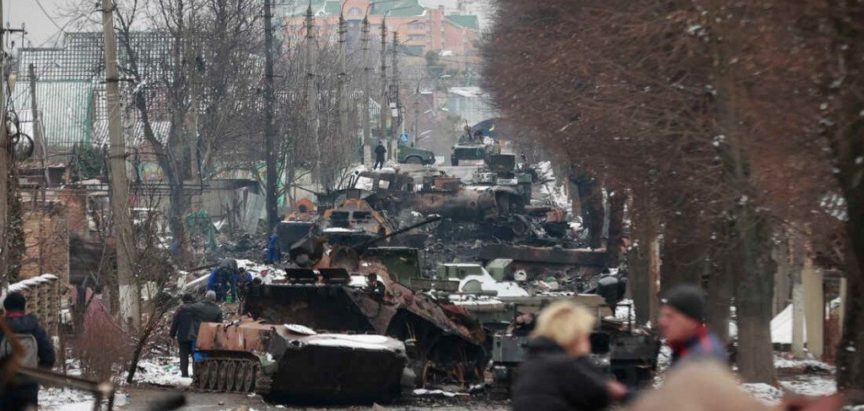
[28,64,45,163]
[379,19,387,154]
[361,16,371,163]
[102,0,140,329]
[390,31,400,151]
[263,0,278,231]
[337,14,349,161]
[305,6,320,186]
[0,0,9,292]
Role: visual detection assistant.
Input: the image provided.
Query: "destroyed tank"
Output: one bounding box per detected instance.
[243,218,489,387]
[193,318,408,403]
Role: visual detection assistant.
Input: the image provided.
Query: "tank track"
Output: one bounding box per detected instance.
[192,357,271,395]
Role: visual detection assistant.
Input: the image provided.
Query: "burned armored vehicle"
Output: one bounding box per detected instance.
[193,318,407,403]
[243,221,488,387]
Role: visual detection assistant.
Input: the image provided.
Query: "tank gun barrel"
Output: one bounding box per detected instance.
[354,215,442,251]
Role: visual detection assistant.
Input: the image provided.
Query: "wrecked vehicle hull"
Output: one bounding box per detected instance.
[193,319,407,404]
[242,280,487,387]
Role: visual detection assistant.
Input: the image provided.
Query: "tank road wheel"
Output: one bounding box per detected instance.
[192,362,203,388]
[235,362,248,392]
[217,360,230,391]
[207,361,220,391]
[224,360,237,392]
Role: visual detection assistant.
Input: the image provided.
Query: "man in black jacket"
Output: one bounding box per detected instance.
[190,291,223,333]
[169,294,197,378]
[0,292,56,411]
[373,141,386,170]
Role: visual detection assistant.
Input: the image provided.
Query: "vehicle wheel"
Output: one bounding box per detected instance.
[405,156,423,164]
[451,157,458,166]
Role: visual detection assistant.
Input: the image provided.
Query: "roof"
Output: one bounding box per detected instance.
[324,1,341,15]
[445,15,479,30]
[448,86,484,98]
[11,81,94,147]
[371,0,426,17]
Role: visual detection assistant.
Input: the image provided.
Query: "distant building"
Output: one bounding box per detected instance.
[446,86,495,126]
[281,0,480,60]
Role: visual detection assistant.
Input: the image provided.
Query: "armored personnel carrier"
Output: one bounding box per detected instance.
[193,318,407,403]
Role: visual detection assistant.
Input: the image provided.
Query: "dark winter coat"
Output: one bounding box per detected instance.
[1,312,56,369]
[512,337,611,411]
[375,144,387,159]
[169,303,197,342]
[189,301,223,340]
[0,312,57,410]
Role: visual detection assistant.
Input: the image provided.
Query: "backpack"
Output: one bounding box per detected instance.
[0,333,39,368]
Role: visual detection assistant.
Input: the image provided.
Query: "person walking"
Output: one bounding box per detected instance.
[0,292,56,411]
[658,284,727,366]
[374,141,387,170]
[169,294,197,378]
[512,301,627,411]
[192,291,224,326]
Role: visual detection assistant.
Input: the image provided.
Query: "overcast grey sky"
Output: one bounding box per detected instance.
[6,0,85,48]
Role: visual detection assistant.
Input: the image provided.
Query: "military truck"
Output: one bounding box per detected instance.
[397,143,436,165]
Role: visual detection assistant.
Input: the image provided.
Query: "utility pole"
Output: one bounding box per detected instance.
[413,81,419,147]
[379,20,388,159]
[361,16,371,164]
[263,0,278,231]
[390,31,400,153]
[305,6,320,187]
[0,0,9,292]
[28,64,45,163]
[102,0,139,329]
[337,14,349,162]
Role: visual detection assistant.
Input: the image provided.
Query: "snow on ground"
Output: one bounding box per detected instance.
[133,356,192,387]
[40,387,95,411]
[413,388,468,398]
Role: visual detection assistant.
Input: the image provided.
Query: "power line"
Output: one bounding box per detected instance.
[34,0,66,32]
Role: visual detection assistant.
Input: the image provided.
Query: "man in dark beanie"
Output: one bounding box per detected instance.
[0,291,56,410]
[659,285,727,366]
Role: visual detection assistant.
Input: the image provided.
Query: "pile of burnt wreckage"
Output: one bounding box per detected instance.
[184,155,660,404]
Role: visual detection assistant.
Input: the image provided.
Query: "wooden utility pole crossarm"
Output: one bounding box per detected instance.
[102,0,140,329]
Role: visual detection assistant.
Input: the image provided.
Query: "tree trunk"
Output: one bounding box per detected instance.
[606,191,626,267]
[572,173,604,250]
[661,215,706,288]
[733,205,777,383]
[705,248,733,344]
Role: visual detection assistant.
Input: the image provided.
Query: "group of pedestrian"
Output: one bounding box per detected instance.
[206,259,253,303]
[169,291,223,378]
[511,284,757,411]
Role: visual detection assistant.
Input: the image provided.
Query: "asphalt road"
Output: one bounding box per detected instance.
[117,386,508,411]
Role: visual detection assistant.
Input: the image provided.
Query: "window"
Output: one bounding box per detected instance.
[348,7,362,17]
[409,21,426,30]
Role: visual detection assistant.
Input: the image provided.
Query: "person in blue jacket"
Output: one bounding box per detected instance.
[0,292,56,410]
[207,259,238,302]
[265,232,281,264]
